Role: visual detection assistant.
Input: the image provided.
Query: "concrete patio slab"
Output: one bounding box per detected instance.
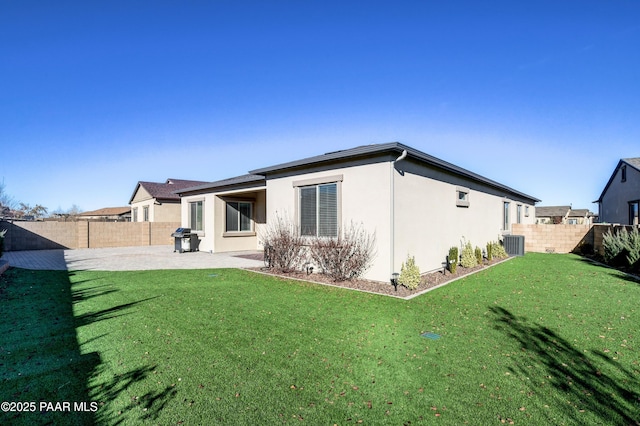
[0,245,264,271]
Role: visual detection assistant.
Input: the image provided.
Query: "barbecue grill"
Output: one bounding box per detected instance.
[171,227,198,253]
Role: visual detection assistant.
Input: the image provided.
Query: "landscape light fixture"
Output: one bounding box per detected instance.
[390,272,399,291]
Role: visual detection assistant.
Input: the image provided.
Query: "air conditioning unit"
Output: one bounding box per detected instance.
[503,235,525,256]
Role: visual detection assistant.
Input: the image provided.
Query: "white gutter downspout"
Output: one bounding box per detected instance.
[390,150,408,278]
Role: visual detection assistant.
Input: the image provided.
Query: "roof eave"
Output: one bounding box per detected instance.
[595,159,625,203]
[175,175,266,196]
[250,142,540,203]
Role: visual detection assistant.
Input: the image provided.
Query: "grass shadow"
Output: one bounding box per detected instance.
[489,306,640,425]
[90,363,178,425]
[575,255,640,285]
[0,268,175,425]
[74,295,161,327]
[0,269,100,425]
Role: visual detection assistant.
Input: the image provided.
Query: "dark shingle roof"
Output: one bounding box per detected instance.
[175,174,265,195]
[250,142,540,203]
[623,157,640,170]
[536,206,571,217]
[568,209,594,217]
[129,179,208,204]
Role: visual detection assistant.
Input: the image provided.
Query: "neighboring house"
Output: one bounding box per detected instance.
[595,158,640,225]
[535,206,595,225]
[77,207,131,222]
[566,209,595,225]
[176,143,539,282]
[536,206,570,224]
[129,178,207,222]
[0,205,11,219]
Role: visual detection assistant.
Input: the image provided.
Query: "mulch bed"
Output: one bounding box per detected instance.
[246,258,510,298]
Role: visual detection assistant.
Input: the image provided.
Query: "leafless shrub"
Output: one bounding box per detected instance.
[260,214,307,272]
[309,222,376,281]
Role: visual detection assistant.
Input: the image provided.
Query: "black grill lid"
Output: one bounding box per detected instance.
[171,227,191,237]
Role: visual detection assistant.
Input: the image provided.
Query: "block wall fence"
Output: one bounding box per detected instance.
[512,223,635,255]
[1,220,634,255]
[0,220,180,251]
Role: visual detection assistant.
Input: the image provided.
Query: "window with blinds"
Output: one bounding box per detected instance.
[300,183,337,237]
[226,201,252,232]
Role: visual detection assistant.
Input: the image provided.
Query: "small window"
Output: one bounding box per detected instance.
[525,206,530,217]
[621,165,627,182]
[503,201,510,231]
[456,187,470,207]
[226,202,252,232]
[189,201,203,231]
[143,206,149,222]
[132,207,138,222]
[517,205,522,224]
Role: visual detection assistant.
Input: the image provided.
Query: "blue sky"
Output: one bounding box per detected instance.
[1,1,638,213]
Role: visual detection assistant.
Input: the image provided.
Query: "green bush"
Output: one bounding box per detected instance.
[460,240,477,268]
[625,227,640,267]
[489,241,508,259]
[475,246,483,264]
[398,254,421,290]
[603,227,640,268]
[486,242,493,261]
[448,246,458,274]
[603,228,627,265]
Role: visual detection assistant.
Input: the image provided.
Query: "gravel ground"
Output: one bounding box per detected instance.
[248,258,508,298]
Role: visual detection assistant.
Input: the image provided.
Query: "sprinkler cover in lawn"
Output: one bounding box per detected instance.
[421,332,441,340]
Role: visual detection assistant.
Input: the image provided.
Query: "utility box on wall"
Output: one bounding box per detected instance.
[503,235,525,256]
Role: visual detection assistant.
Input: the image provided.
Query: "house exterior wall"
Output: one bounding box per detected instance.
[153,203,182,222]
[180,193,213,250]
[131,199,155,222]
[393,157,536,275]
[265,160,392,282]
[131,186,182,222]
[264,156,536,282]
[131,187,151,222]
[213,190,266,253]
[180,188,266,253]
[600,164,640,224]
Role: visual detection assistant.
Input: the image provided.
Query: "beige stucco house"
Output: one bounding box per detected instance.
[596,158,640,225]
[77,206,131,222]
[176,143,539,282]
[129,178,207,223]
[535,206,595,225]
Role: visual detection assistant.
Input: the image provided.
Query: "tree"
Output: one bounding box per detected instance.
[52,205,83,221]
[0,181,17,210]
[30,204,48,219]
[16,202,31,218]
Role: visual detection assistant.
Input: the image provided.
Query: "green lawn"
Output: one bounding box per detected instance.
[1,254,638,425]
